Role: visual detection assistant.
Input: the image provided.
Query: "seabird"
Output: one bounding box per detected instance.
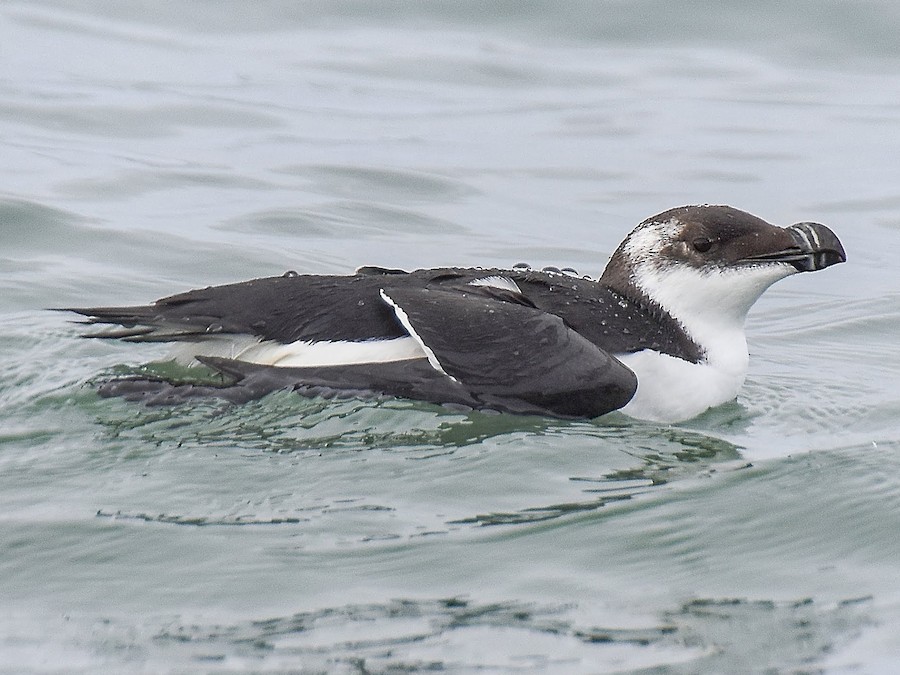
[65,205,845,423]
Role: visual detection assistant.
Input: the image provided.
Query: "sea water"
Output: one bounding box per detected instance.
[1,2,899,672]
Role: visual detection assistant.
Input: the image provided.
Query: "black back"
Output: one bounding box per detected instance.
[73,266,702,363]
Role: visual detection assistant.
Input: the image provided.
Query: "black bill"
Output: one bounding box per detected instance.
[742,222,846,272]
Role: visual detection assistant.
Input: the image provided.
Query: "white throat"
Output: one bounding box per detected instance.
[615,261,796,423]
[634,262,795,366]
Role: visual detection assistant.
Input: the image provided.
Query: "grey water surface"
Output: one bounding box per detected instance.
[2,2,900,672]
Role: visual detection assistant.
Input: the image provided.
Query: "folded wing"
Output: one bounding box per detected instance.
[373,285,636,417]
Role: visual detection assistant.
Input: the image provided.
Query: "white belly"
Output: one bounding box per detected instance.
[614,349,748,423]
[171,336,426,368]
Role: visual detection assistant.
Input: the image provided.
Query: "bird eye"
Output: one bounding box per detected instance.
[692,237,714,253]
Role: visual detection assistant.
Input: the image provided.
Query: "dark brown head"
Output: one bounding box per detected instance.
[600,204,846,327]
[603,205,844,277]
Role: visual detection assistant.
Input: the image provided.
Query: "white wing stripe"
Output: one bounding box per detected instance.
[379,289,459,382]
[468,276,521,293]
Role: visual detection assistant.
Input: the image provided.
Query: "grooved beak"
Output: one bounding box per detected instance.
[786,222,846,271]
[742,222,846,272]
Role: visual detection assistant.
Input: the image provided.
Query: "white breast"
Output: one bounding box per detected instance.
[617,259,794,423]
[615,345,747,423]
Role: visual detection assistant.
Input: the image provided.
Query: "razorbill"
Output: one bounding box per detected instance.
[65,205,845,423]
